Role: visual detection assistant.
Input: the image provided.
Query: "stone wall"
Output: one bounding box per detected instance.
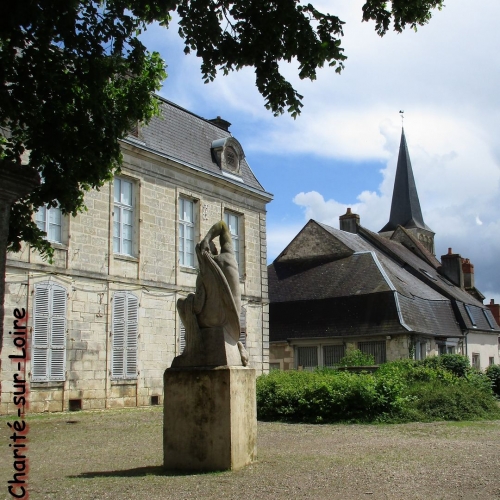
[1,143,270,414]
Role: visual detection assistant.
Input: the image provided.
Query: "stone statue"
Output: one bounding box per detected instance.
[173,221,249,367]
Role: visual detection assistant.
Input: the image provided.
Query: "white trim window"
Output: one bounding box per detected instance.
[113,177,134,256]
[224,211,243,276]
[179,197,195,268]
[35,205,62,243]
[111,291,139,379]
[32,282,67,381]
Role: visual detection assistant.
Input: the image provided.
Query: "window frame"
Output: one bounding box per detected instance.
[32,282,67,382]
[111,291,139,379]
[113,177,135,257]
[471,352,480,370]
[178,197,196,269]
[224,210,244,277]
[35,205,63,244]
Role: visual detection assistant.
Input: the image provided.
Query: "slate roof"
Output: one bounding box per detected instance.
[122,97,270,195]
[269,219,499,342]
[380,129,433,233]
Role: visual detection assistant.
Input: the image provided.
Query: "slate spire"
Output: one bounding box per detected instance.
[380,128,432,233]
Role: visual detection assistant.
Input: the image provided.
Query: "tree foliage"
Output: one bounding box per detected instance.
[1,0,444,256]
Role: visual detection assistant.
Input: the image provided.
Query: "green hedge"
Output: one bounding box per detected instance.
[256,356,500,424]
[486,364,500,397]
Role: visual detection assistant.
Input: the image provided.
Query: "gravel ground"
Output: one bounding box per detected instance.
[1,408,500,500]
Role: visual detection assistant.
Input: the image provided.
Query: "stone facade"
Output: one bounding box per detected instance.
[1,99,272,414]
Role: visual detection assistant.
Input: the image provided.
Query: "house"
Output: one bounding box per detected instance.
[269,129,499,371]
[1,98,272,414]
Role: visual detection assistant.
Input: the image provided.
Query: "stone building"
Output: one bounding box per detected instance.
[1,98,272,414]
[269,129,499,371]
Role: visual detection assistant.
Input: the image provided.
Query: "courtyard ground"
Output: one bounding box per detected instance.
[1,408,500,500]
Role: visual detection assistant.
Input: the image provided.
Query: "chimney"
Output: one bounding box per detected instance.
[462,258,475,289]
[440,248,464,288]
[487,299,500,326]
[339,208,360,234]
[209,116,231,132]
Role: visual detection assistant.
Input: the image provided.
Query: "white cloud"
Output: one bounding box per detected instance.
[140,1,500,298]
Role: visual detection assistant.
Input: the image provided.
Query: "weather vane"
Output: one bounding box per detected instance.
[399,110,404,126]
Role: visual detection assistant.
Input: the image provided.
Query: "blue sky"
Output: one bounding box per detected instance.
[140,0,500,303]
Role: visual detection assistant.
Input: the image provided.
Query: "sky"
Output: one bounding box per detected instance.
[140,0,500,304]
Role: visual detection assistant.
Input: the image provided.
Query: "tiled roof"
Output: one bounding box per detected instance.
[125,97,269,194]
[269,219,498,341]
[270,293,406,341]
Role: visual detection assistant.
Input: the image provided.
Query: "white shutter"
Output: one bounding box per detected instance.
[112,292,126,378]
[179,321,186,354]
[125,294,138,378]
[33,283,50,381]
[50,284,66,380]
[33,282,66,381]
[112,292,138,379]
[32,348,48,380]
[239,307,247,347]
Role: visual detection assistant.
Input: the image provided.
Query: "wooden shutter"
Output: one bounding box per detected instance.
[125,294,138,378]
[112,292,138,379]
[33,282,66,381]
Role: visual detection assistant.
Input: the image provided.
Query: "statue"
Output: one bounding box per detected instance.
[173,221,249,367]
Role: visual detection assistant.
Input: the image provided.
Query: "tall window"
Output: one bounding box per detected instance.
[224,211,243,275]
[113,178,134,256]
[32,282,67,381]
[35,205,62,243]
[179,197,195,268]
[111,291,139,379]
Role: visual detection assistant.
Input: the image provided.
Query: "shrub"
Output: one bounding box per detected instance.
[407,380,500,421]
[256,369,404,423]
[423,354,470,378]
[338,349,375,367]
[257,356,500,424]
[485,364,500,396]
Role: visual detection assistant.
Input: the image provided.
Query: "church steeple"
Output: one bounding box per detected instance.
[379,128,435,253]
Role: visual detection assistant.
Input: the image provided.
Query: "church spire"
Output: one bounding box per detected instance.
[379,128,435,253]
[380,128,431,232]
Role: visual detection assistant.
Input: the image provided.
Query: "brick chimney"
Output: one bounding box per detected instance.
[462,258,474,289]
[339,208,360,234]
[487,299,500,326]
[440,248,464,288]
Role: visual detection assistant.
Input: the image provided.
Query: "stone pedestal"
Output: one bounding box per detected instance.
[163,365,257,471]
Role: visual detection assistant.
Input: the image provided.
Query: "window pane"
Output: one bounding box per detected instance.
[48,223,61,243]
[114,179,121,203]
[180,198,193,222]
[121,180,132,206]
[123,239,132,255]
[122,209,133,226]
[35,206,47,231]
[123,224,133,241]
[113,236,120,253]
[48,207,61,225]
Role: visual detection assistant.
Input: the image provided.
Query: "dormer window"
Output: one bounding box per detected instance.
[211,137,244,179]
